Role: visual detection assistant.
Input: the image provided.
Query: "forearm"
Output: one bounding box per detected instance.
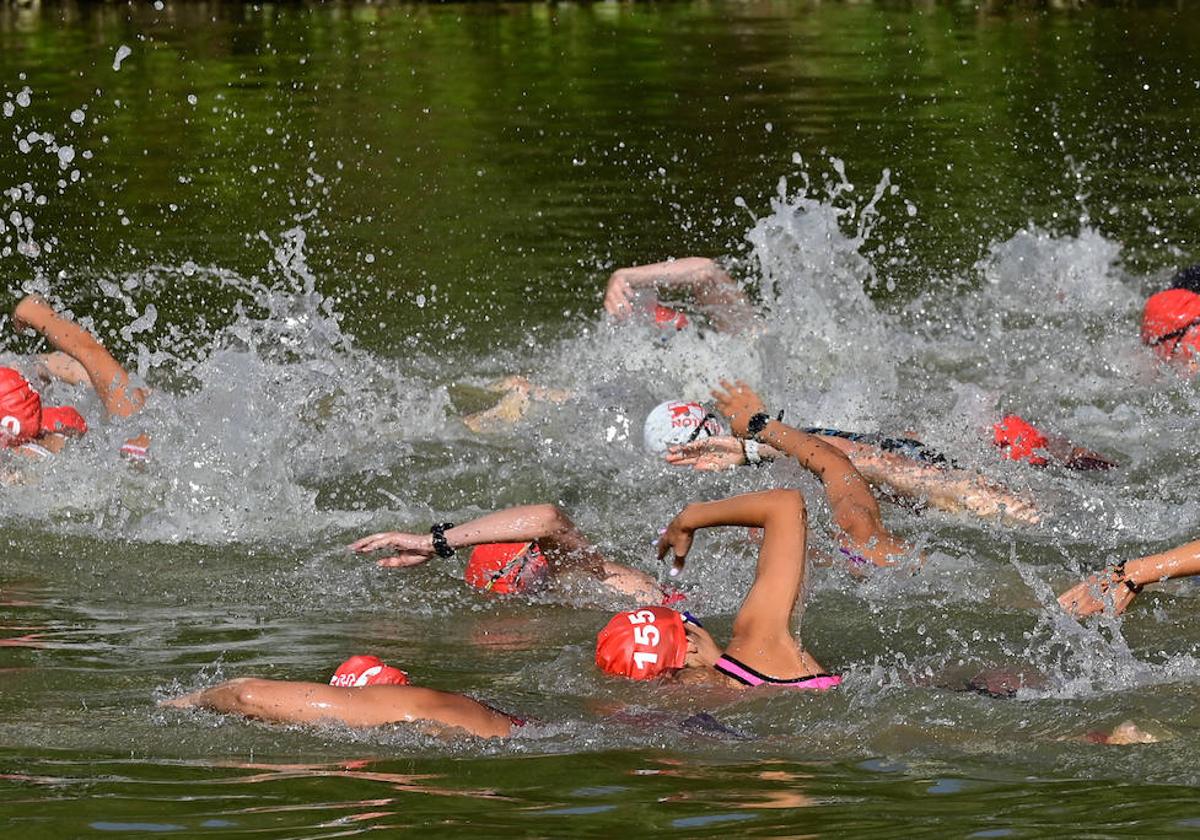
[679,489,800,532]
[756,421,855,482]
[1125,539,1200,587]
[444,505,566,548]
[612,257,727,291]
[851,453,1040,526]
[448,504,601,569]
[14,296,145,418]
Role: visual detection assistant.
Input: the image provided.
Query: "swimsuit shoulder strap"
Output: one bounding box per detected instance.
[714,654,841,690]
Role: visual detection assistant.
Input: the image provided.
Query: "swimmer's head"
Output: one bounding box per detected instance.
[992,415,1048,465]
[1142,288,1200,360]
[642,400,726,454]
[650,303,689,331]
[329,654,410,687]
[465,541,550,595]
[595,606,699,680]
[0,367,42,445]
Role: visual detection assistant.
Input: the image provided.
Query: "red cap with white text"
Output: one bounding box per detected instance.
[329,654,410,687]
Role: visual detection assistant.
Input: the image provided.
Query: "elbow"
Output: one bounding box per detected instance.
[768,488,806,520]
[528,503,571,536]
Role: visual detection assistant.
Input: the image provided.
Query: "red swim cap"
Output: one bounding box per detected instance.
[329,654,409,687]
[595,606,688,680]
[0,367,42,445]
[1142,288,1200,360]
[40,405,87,437]
[465,541,549,595]
[651,304,689,331]
[993,415,1048,466]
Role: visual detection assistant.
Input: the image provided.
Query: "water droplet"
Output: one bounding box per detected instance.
[70,109,85,124]
[113,45,132,71]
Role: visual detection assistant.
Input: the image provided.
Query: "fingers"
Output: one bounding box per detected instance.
[349,532,402,553]
[349,533,390,552]
[377,554,425,568]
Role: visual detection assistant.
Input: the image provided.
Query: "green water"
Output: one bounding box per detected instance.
[3,1,1200,836]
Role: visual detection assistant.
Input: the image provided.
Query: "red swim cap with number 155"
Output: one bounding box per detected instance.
[595,606,688,680]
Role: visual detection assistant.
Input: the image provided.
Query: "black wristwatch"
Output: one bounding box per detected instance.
[430,522,456,558]
[746,413,772,440]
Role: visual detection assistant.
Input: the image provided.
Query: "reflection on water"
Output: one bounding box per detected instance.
[2,0,1200,835]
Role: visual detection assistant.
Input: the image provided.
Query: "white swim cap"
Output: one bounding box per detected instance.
[642,400,726,453]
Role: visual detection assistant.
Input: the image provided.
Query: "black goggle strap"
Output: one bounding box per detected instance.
[685,412,719,444]
[1150,317,1200,355]
[483,545,530,591]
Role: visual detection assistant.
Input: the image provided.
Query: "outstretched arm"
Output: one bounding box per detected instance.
[12,295,146,419]
[712,380,909,566]
[351,504,662,600]
[658,489,822,676]
[1058,538,1200,617]
[351,504,602,570]
[163,678,514,738]
[603,257,751,332]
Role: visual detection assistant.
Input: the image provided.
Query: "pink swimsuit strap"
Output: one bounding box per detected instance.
[713,654,842,690]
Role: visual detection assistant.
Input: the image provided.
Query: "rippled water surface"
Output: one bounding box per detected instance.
[3,1,1200,835]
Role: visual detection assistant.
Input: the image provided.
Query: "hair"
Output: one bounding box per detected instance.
[1169,264,1200,294]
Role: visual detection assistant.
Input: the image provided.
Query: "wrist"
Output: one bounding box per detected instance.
[1123,558,1152,588]
[745,413,771,440]
[430,522,456,558]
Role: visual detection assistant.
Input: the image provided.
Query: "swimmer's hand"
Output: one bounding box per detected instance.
[656,509,696,575]
[1057,566,1141,618]
[349,531,436,568]
[603,269,638,319]
[711,379,767,438]
[665,436,745,471]
[11,294,54,335]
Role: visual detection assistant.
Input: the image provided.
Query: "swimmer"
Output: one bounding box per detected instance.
[163,654,517,738]
[1057,536,1200,618]
[657,399,1042,526]
[462,257,751,432]
[350,503,673,603]
[1141,263,1200,369]
[1,294,148,460]
[596,488,841,689]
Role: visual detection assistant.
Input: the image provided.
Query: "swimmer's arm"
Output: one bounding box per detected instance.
[1059,538,1200,617]
[163,678,513,738]
[846,450,1041,526]
[711,380,885,536]
[351,504,607,573]
[12,295,146,419]
[604,257,751,330]
[659,489,807,637]
[665,436,784,471]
